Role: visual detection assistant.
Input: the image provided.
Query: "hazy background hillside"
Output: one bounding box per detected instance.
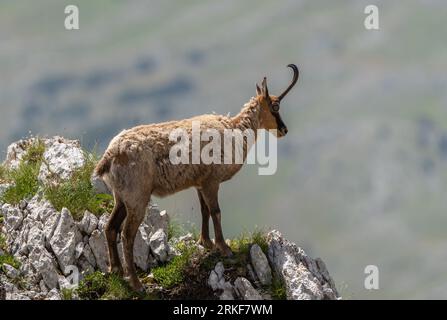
[1,0,447,299]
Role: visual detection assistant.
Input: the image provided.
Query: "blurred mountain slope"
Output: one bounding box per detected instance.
[1,0,447,298]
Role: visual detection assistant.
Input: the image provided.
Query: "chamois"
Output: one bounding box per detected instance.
[94,64,299,290]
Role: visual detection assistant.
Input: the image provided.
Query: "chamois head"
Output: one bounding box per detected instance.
[256,64,299,137]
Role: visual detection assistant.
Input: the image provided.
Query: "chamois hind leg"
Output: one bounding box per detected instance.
[105,194,127,275]
[196,189,214,250]
[200,183,233,257]
[122,200,148,292]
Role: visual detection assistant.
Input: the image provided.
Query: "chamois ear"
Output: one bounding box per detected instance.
[261,77,269,98]
[256,83,262,96]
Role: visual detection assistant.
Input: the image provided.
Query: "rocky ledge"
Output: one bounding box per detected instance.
[0,136,339,300]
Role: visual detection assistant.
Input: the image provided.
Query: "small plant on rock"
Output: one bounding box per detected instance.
[0,253,21,272]
[270,275,287,300]
[76,271,141,300]
[0,139,45,204]
[76,271,109,300]
[152,243,197,289]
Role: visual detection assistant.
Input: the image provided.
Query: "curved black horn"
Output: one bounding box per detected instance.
[278,64,299,101]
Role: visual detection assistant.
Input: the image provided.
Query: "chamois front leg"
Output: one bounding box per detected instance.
[196,189,214,250]
[200,184,233,257]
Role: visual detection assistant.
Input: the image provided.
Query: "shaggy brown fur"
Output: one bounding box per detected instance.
[95,65,299,291]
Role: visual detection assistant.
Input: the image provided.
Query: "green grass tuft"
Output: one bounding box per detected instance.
[228,233,251,256]
[251,228,269,253]
[44,151,113,220]
[21,139,46,164]
[0,253,21,272]
[1,164,40,204]
[270,275,287,300]
[229,228,268,256]
[0,232,17,273]
[0,165,7,183]
[152,243,197,288]
[61,288,74,300]
[101,273,137,300]
[76,271,141,300]
[76,271,109,300]
[0,139,45,204]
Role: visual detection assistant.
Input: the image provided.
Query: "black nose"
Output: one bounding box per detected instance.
[282,127,288,135]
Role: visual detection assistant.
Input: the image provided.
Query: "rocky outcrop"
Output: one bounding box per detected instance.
[4,137,85,185]
[206,231,340,301]
[0,197,173,299]
[267,230,339,300]
[38,138,85,184]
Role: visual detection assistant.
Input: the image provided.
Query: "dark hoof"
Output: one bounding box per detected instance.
[125,276,144,293]
[198,237,215,250]
[216,243,233,257]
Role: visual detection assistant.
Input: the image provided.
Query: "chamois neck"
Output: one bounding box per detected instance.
[231,97,260,132]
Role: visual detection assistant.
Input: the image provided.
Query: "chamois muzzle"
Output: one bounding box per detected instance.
[278,64,299,101]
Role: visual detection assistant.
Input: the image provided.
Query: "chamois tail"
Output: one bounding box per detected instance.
[94,151,113,176]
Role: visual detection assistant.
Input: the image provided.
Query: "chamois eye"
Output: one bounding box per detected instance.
[271,103,280,112]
